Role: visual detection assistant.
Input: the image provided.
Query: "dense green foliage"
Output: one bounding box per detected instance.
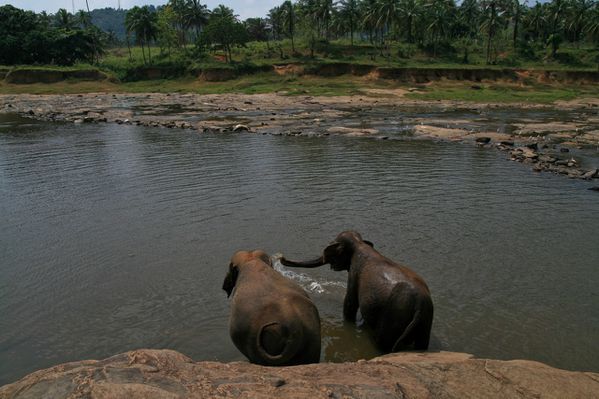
[265,0,599,64]
[0,5,105,65]
[2,0,599,71]
[198,13,249,63]
[121,0,599,69]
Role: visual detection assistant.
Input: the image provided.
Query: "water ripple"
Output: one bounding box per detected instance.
[1,115,598,385]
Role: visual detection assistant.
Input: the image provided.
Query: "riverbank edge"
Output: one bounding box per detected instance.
[2,63,599,84]
[1,92,598,185]
[1,349,598,398]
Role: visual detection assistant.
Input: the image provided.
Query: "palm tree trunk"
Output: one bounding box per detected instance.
[127,33,132,60]
[486,32,491,64]
[148,44,152,63]
[85,0,97,64]
[141,41,147,64]
[513,9,519,48]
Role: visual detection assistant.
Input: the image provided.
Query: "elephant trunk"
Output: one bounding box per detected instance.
[280,256,326,268]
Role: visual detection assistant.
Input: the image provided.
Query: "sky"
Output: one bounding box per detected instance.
[0,0,281,20]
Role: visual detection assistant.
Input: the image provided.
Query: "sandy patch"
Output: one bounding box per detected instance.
[327,126,379,136]
[412,125,469,140]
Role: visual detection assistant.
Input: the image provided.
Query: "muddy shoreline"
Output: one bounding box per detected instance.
[1,93,598,183]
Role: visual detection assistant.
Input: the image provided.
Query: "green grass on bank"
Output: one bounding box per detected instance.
[1,71,596,105]
[404,83,595,103]
[0,73,370,96]
[236,39,599,71]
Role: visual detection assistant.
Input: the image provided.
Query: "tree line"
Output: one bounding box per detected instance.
[1,0,598,67]
[124,0,599,65]
[0,5,111,65]
[124,1,248,64]
[265,0,599,63]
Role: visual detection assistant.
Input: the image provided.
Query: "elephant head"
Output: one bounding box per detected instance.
[281,231,373,271]
[222,250,272,297]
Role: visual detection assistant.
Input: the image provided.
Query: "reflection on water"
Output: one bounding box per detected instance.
[0,113,598,386]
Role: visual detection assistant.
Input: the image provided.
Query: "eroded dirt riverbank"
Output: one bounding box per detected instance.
[1,93,598,183]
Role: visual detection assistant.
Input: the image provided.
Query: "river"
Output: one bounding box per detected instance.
[0,113,598,385]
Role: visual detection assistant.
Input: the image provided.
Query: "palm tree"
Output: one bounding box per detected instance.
[298,0,321,56]
[337,0,359,45]
[480,0,504,64]
[185,0,210,40]
[426,0,453,57]
[360,0,380,43]
[168,0,188,45]
[584,2,599,70]
[281,0,297,53]
[505,0,525,49]
[315,0,334,40]
[524,2,547,42]
[400,0,422,43]
[76,10,92,28]
[211,4,236,20]
[140,6,159,63]
[548,0,566,33]
[585,3,599,46]
[126,6,158,64]
[376,0,401,41]
[126,7,144,62]
[546,0,566,56]
[457,0,480,39]
[268,6,285,41]
[567,0,592,45]
[55,8,75,30]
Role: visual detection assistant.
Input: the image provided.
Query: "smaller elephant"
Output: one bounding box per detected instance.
[281,231,433,353]
[222,250,321,366]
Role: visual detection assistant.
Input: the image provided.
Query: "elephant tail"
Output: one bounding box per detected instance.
[255,321,303,366]
[390,293,433,352]
[391,308,421,352]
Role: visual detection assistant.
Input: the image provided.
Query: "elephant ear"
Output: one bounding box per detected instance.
[323,241,351,271]
[222,264,239,298]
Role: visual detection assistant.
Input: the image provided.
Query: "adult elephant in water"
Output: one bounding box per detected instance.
[280,231,433,353]
[222,250,321,366]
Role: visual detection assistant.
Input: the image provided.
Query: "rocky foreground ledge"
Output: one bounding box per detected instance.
[1,350,598,399]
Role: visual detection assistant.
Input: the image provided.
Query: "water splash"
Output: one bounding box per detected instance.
[273,259,346,294]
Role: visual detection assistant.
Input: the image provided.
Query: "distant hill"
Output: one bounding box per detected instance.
[90,8,126,42]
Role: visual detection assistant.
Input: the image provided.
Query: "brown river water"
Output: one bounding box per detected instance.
[0,113,598,385]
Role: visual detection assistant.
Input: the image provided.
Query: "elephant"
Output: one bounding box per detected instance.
[280,231,433,353]
[222,250,321,366]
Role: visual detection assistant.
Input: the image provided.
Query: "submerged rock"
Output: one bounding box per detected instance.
[233,124,250,132]
[1,350,598,399]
